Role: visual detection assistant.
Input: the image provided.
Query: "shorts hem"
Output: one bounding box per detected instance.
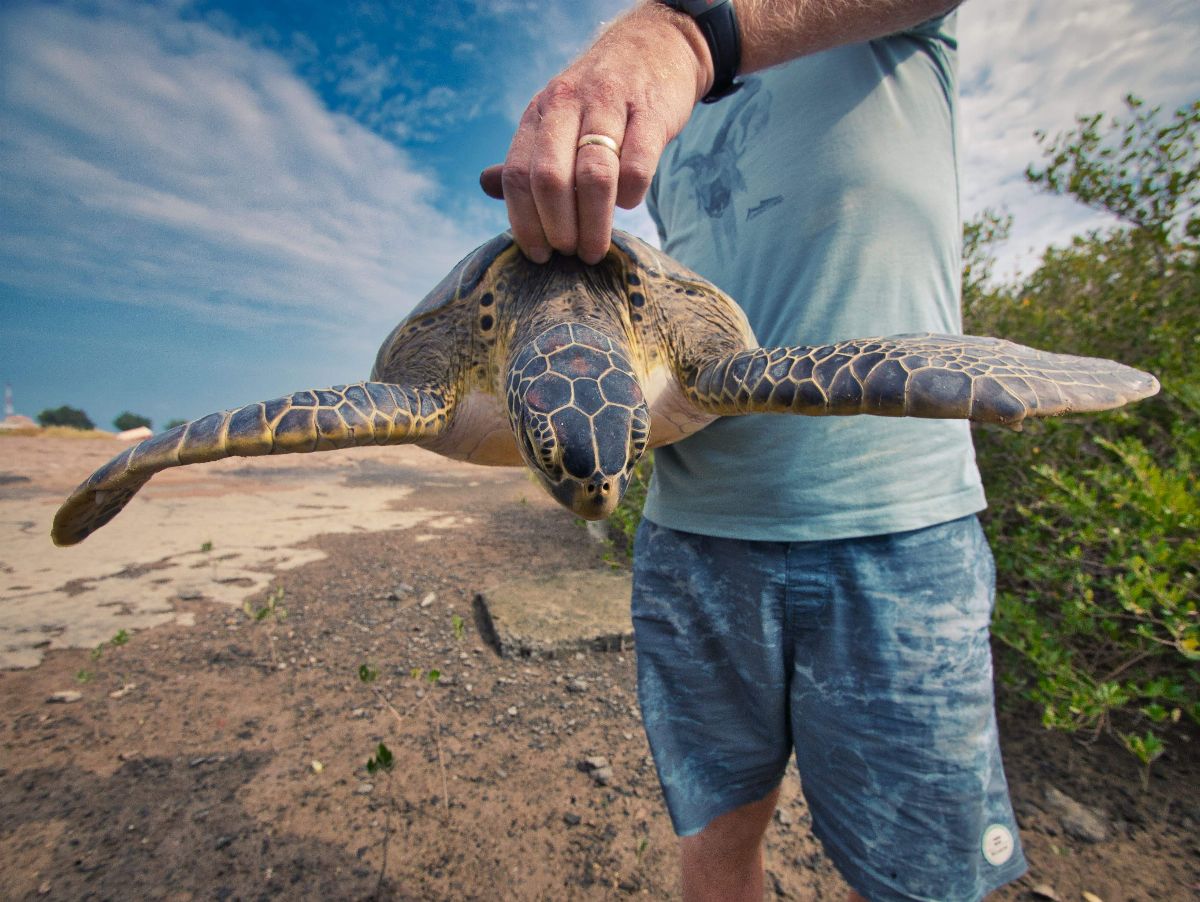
[668,779,785,839]
[829,839,1028,902]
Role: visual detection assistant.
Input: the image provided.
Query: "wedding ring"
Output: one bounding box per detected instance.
[577,133,621,156]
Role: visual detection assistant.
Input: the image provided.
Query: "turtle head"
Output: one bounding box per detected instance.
[506,323,650,520]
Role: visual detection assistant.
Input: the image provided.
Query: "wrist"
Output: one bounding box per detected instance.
[626,0,715,103]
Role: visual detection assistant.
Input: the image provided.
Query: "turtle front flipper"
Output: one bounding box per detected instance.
[686,333,1159,427]
[52,382,449,546]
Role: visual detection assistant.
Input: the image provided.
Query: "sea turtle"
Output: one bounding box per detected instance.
[52,230,1159,546]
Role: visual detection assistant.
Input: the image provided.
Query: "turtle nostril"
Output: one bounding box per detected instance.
[585,477,612,498]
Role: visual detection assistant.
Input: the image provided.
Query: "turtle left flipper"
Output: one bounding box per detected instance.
[52,382,450,547]
[685,333,1160,428]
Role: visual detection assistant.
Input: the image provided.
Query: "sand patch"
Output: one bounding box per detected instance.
[0,484,457,669]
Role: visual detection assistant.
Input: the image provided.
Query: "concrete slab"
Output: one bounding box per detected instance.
[473,570,633,659]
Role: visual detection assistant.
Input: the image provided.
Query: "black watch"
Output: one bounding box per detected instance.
[659,0,743,103]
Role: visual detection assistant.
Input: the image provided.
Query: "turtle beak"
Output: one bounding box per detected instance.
[551,471,630,521]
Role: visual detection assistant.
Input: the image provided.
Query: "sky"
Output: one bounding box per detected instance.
[1,0,1197,431]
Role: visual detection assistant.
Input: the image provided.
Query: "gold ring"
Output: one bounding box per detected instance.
[577,133,620,156]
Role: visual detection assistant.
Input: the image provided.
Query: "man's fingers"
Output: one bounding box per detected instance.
[616,109,662,210]
[575,109,627,265]
[530,83,584,257]
[503,101,551,263]
[480,165,504,200]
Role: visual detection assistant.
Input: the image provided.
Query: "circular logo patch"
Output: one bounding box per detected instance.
[981,824,1015,866]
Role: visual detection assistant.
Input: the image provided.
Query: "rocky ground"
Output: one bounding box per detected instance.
[1,435,1197,900]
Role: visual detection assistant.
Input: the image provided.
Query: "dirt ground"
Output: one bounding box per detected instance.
[1,435,1196,901]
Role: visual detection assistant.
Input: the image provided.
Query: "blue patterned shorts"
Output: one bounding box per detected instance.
[632,515,1027,902]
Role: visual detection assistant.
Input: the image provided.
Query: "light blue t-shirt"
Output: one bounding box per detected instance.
[644,14,986,541]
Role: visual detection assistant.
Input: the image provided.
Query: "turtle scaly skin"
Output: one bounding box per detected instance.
[52,384,448,546]
[52,230,1159,547]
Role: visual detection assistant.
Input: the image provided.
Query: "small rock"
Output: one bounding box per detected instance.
[177,589,204,600]
[355,782,374,795]
[38,881,51,895]
[1081,893,1104,902]
[310,760,324,774]
[566,679,589,694]
[109,683,136,699]
[420,592,436,608]
[47,690,82,704]
[776,808,795,826]
[1031,884,1061,901]
[563,812,581,826]
[349,708,367,719]
[580,756,613,786]
[1044,786,1109,843]
[507,706,519,716]
[214,835,235,850]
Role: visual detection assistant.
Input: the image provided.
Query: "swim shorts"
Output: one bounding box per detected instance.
[631,515,1027,901]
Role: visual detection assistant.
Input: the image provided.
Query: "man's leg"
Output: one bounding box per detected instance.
[631,520,795,892]
[679,787,779,902]
[786,515,1026,901]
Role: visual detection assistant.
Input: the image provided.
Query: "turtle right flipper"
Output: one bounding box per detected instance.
[685,333,1160,428]
[52,382,450,547]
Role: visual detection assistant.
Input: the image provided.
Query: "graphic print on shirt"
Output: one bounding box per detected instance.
[670,77,771,265]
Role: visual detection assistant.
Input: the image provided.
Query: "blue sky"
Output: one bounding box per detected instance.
[2,0,1197,431]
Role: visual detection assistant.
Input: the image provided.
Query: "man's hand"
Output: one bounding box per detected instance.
[481,0,962,264]
[479,3,712,265]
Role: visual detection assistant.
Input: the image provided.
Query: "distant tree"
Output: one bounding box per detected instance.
[37,405,95,430]
[164,418,188,430]
[1026,94,1199,272]
[113,411,152,431]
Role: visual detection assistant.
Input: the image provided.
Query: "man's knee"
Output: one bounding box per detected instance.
[679,788,780,901]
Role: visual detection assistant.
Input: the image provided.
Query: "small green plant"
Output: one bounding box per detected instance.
[244,585,287,623]
[1122,731,1166,791]
[90,644,104,661]
[358,663,379,683]
[451,614,465,641]
[110,629,130,646]
[200,540,213,553]
[365,741,398,895]
[75,669,93,684]
[366,741,394,775]
[243,586,288,668]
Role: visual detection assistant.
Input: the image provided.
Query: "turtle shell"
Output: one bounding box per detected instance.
[371,231,516,379]
[609,229,714,291]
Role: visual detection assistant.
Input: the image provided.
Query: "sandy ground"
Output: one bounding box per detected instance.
[1,434,1197,900]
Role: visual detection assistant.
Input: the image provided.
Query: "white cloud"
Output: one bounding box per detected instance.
[957,0,1200,277]
[0,1,489,340]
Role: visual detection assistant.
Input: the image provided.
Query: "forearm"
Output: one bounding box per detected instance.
[736,0,962,73]
[634,0,961,96]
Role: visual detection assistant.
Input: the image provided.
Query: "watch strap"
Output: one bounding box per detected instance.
[662,0,743,103]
